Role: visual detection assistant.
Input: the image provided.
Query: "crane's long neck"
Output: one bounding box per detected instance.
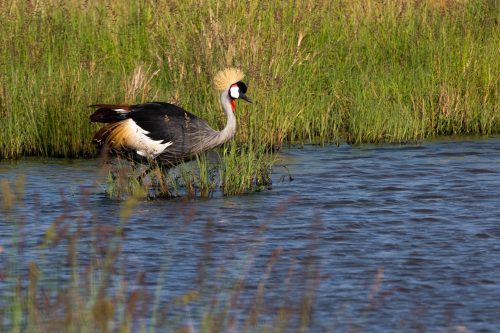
[213,90,236,146]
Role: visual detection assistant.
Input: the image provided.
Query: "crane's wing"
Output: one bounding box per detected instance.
[128,102,210,143]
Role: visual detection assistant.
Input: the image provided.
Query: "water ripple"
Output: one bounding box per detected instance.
[1,137,499,331]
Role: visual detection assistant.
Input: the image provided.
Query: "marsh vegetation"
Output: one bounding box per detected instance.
[0,0,498,158]
[1,0,498,195]
[0,1,499,330]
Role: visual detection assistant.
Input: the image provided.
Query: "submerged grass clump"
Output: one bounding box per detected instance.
[0,0,498,160]
[103,141,274,199]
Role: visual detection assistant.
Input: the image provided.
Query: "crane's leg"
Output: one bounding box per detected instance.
[136,161,158,184]
[136,162,176,199]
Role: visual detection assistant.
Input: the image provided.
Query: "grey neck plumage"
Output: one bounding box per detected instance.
[212,90,236,147]
[197,90,236,152]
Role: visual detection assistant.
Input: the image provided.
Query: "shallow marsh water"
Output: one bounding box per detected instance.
[1,137,500,332]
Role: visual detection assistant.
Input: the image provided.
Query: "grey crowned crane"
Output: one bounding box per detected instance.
[89,68,251,168]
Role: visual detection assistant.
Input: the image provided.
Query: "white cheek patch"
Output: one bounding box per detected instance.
[125,119,172,158]
[229,86,239,99]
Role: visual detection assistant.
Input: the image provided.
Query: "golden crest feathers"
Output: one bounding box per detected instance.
[213,68,245,91]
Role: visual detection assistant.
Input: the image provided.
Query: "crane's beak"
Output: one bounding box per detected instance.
[240,92,252,103]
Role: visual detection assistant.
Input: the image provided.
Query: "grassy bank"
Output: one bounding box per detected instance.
[0,0,498,159]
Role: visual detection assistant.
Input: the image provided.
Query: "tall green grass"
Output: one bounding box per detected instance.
[0,0,498,159]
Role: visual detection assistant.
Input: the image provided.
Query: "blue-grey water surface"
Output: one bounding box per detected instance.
[1,137,499,332]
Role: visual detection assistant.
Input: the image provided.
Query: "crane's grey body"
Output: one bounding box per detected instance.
[89,68,249,168]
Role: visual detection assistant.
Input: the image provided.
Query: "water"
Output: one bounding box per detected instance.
[1,137,499,332]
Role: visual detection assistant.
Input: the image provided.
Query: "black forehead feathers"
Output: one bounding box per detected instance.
[236,81,247,93]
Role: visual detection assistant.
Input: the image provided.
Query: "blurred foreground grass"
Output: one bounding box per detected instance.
[0,176,322,332]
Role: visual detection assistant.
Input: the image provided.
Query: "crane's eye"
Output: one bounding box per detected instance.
[229,86,239,99]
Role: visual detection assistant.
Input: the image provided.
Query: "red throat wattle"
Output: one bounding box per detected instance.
[230,99,236,112]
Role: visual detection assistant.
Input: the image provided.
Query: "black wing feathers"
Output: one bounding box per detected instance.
[129,102,201,143]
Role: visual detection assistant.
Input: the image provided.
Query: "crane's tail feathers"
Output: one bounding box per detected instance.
[92,122,122,145]
[89,104,130,123]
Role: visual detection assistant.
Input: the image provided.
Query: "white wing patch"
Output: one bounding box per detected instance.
[125,119,172,158]
[113,108,128,113]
